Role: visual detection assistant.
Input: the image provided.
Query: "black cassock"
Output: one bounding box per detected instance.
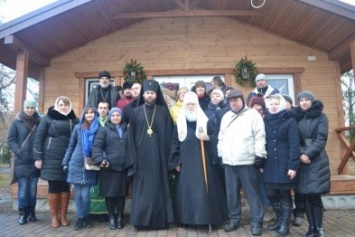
[126,104,174,228]
[169,120,228,226]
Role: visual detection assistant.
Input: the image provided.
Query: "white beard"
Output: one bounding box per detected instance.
[186,110,197,122]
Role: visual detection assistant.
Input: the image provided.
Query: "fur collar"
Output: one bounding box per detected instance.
[289,100,323,121]
[47,106,77,120]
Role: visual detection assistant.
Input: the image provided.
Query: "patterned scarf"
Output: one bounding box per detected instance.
[81,119,99,157]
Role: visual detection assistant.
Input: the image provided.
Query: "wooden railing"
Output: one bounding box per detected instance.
[335,126,355,174]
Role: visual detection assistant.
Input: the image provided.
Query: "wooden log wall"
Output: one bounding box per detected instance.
[44,16,341,176]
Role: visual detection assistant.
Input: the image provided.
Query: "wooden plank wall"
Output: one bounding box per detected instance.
[44,16,341,176]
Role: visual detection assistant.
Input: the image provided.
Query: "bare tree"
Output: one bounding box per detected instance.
[341,70,355,141]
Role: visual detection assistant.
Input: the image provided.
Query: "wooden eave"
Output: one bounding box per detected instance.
[0,0,355,79]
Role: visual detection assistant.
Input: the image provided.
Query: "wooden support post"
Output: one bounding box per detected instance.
[350,40,355,77]
[14,50,29,114]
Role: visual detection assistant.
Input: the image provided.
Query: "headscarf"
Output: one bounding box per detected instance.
[54,96,73,116]
[269,94,287,114]
[176,92,208,142]
[80,106,99,157]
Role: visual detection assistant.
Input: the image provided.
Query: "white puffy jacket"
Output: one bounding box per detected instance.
[218,108,267,166]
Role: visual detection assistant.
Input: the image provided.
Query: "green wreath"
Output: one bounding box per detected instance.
[232,57,258,87]
[123,59,147,84]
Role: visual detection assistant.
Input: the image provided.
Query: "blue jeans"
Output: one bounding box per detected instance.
[17,177,38,208]
[74,184,92,218]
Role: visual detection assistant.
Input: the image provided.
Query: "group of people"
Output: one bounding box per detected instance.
[7,71,330,237]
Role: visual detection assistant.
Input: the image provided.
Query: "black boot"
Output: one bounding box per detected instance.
[84,215,93,228]
[18,207,28,225]
[267,205,281,231]
[27,205,37,222]
[109,214,117,230]
[117,212,124,229]
[224,221,240,232]
[116,197,125,229]
[313,205,325,237]
[277,205,292,237]
[304,200,315,237]
[74,218,84,230]
[105,197,117,230]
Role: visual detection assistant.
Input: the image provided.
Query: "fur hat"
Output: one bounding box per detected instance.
[195,81,206,89]
[23,100,37,109]
[249,95,266,109]
[255,73,267,82]
[108,107,123,118]
[123,81,133,90]
[297,90,315,102]
[98,70,111,79]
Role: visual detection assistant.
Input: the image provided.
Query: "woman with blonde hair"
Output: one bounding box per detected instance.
[34,96,78,228]
[170,86,189,123]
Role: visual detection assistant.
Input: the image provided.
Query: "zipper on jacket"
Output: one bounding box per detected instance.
[47,137,52,150]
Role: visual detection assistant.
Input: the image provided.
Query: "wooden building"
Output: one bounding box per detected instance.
[1,0,355,195]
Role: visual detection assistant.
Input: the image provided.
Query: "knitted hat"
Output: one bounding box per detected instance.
[255,73,267,82]
[249,95,266,109]
[108,107,123,118]
[23,100,37,108]
[283,94,293,105]
[123,81,133,90]
[211,89,224,100]
[297,90,315,102]
[98,70,111,79]
[195,81,206,89]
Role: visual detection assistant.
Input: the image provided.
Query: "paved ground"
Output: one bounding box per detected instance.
[0,209,354,237]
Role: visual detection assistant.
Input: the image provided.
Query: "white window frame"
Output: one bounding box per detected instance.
[266,74,295,105]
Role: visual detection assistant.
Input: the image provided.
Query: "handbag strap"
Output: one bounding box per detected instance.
[21,124,37,149]
[226,108,249,129]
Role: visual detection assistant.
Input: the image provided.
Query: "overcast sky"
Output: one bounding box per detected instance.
[0,0,58,23]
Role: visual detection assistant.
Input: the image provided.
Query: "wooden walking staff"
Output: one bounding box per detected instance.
[199,127,211,232]
[199,127,208,193]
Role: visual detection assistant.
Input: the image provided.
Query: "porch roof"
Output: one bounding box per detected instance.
[1,0,355,79]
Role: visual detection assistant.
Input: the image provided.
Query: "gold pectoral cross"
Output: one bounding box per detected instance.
[147,128,153,137]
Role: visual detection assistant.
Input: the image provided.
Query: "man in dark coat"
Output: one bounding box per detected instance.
[122,82,141,124]
[126,79,174,229]
[88,70,120,109]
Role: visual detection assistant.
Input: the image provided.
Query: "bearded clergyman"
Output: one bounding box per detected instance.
[126,79,174,230]
[88,70,120,109]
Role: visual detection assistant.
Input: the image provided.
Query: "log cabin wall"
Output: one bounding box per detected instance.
[44,16,341,176]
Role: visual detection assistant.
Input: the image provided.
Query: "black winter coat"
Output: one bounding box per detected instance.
[33,107,78,181]
[290,101,331,195]
[263,110,300,186]
[7,112,41,178]
[92,123,127,171]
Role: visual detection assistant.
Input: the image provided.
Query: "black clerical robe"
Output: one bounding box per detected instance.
[169,120,228,226]
[126,103,174,228]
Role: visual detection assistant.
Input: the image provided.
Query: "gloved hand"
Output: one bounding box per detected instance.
[63,165,68,172]
[254,156,264,169]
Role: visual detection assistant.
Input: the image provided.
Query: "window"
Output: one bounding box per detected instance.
[154,75,225,92]
[266,74,295,105]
